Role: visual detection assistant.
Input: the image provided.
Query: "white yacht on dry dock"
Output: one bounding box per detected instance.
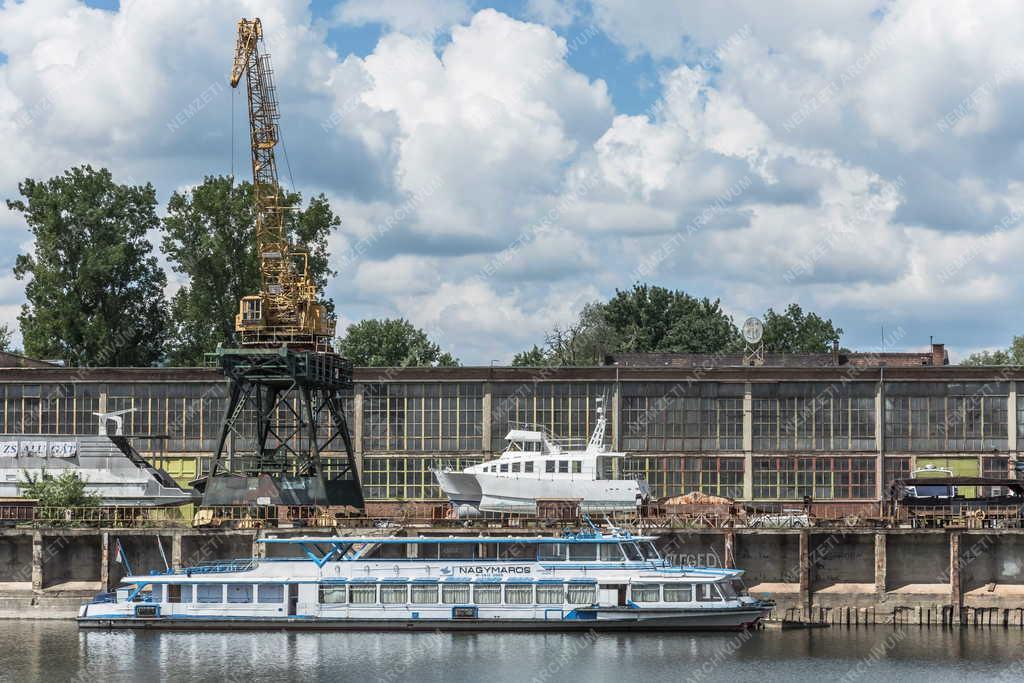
[78,526,772,631]
[433,399,649,516]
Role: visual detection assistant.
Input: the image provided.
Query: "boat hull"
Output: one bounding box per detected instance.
[433,470,646,515]
[431,470,482,507]
[78,608,768,632]
[478,474,644,514]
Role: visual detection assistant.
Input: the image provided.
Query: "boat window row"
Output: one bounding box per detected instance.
[146,583,286,604]
[389,541,660,562]
[483,461,534,473]
[318,582,597,606]
[538,541,660,562]
[628,581,742,603]
[481,460,584,474]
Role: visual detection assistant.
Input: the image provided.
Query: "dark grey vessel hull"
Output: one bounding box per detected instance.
[78,607,770,632]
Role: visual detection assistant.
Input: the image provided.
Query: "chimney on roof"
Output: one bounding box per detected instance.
[832,340,840,366]
[931,342,947,366]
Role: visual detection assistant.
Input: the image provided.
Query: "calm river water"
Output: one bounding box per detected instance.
[1,621,1023,682]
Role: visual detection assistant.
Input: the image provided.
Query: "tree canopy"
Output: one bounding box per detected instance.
[20,470,101,524]
[513,285,845,366]
[961,336,1024,366]
[337,318,459,367]
[603,284,740,354]
[761,303,843,353]
[9,165,168,366]
[513,302,620,367]
[0,323,12,353]
[160,175,340,365]
[511,345,550,367]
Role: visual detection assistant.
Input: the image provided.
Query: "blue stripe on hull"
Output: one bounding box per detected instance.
[78,608,769,632]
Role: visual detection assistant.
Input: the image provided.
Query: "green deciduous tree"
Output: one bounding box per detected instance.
[512,302,620,367]
[161,176,256,366]
[961,336,1024,366]
[160,176,339,365]
[20,470,101,525]
[603,284,740,353]
[337,318,459,367]
[9,165,168,366]
[513,286,848,365]
[0,323,12,352]
[511,345,549,367]
[761,303,843,353]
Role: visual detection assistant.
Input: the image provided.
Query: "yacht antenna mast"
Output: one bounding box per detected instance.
[587,396,606,452]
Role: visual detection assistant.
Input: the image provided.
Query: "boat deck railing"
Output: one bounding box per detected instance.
[166,559,258,575]
[505,422,590,452]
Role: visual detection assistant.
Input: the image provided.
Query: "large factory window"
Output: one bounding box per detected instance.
[362,455,484,500]
[40,384,72,434]
[491,383,611,452]
[885,383,1009,452]
[752,456,875,499]
[883,457,911,489]
[621,383,744,452]
[0,383,95,435]
[363,383,483,452]
[982,456,1011,496]
[752,383,875,451]
[623,456,743,499]
[1018,400,1024,453]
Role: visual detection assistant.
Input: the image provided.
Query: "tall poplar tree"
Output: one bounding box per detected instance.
[9,165,168,366]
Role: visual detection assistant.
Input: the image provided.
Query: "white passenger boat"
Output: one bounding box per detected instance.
[77,528,772,631]
[433,399,650,516]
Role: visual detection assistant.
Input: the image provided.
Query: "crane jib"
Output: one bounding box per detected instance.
[228,17,335,352]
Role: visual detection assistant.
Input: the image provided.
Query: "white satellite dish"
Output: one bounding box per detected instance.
[742,317,764,345]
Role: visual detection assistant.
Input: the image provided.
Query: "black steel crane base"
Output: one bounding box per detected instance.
[197,346,364,510]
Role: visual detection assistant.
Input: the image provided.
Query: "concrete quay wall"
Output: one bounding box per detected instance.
[655,528,1024,626]
[2,527,1022,625]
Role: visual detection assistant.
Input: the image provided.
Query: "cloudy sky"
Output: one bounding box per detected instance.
[1,0,1022,364]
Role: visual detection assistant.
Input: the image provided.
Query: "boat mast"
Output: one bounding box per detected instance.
[587,397,606,452]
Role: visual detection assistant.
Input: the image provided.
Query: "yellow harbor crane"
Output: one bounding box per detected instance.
[195,17,364,511]
[229,17,334,350]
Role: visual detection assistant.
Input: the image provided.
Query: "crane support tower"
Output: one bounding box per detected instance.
[196,17,363,512]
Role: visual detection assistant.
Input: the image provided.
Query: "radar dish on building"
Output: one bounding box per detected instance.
[742,317,764,344]
[742,317,765,366]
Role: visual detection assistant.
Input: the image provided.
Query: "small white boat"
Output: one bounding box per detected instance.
[77,527,773,631]
[433,399,649,515]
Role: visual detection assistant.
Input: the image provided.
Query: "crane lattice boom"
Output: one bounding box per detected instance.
[230,17,334,350]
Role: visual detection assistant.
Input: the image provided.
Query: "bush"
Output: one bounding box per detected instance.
[20,470,101,525]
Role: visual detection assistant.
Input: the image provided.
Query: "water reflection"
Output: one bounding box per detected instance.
[0,622,1022,682]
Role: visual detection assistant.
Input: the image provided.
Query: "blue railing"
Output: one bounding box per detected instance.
[167,559,257,575]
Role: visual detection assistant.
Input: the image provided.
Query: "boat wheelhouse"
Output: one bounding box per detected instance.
[78,529,772,631]
[433,399,650,516]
